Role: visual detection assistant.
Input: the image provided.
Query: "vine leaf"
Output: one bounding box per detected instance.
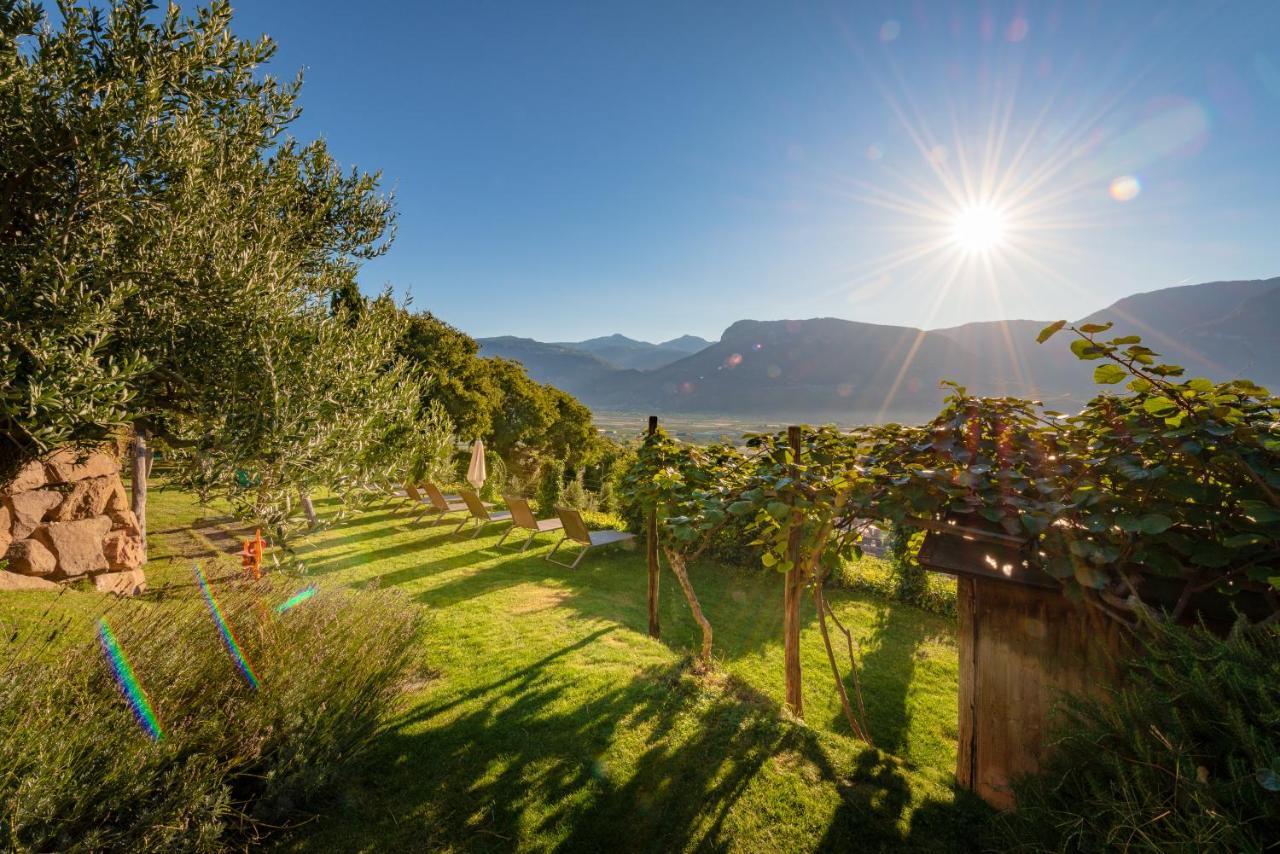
[1037,320,1066,344]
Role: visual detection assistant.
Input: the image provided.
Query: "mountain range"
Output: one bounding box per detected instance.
[477,277,1280,423]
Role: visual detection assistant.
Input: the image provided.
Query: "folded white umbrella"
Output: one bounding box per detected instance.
[466,438,487,489]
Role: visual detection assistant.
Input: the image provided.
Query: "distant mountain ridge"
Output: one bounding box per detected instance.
[477,278,1280,422]
[542,333,713,371]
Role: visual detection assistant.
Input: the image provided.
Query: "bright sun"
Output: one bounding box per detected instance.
[951,204,1007,253]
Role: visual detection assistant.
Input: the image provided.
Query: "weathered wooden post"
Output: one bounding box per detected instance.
[646,415,660,639]
[300,491,319,527]
[131,423,149,552]
[783,425,804,718]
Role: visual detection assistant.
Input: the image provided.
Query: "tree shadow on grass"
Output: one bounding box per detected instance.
[316,637,985,853]
[841,603,941,758]
[297,526,474,576]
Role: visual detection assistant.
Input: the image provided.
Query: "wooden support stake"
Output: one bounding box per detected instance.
[300,491,319,527]
[131,423,149,555]
[783,425,804,718]
[647,415,660,639]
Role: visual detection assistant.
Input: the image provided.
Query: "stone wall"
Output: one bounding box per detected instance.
[1,448,146,595]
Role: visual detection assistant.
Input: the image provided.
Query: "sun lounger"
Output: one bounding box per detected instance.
[411,482,468,524]
[495,495,564,551]
[544,506,635,568]
[453,489,513,538]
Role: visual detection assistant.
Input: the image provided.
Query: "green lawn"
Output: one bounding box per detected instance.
[4,487,990,851]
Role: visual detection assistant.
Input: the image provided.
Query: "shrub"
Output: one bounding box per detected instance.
[885,524,934,608]
[830,554,958,618]
[561,474,593,510]
[479,452,508,503]
[0,578,424,851]
[996,621,1280,852]
[537,460,564,515]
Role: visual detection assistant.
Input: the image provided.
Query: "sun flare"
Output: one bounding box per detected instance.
[950,204,1007,254]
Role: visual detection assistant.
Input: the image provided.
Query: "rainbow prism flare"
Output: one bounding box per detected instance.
[98,618,163,740]
[195,564,260,689]
[276,585,317,614]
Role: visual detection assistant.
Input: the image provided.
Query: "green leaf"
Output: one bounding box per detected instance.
[1078,322,1113,334]
[1224,533,1268,548]
[1093,364,1127,385]
[1036,320,1066,344]
[1127,378,1153,393]
[1137,513,1174,534]
[1186,377,1214,393]
[1240,500,1280,523]
[1142,397,1177,416]
[1070,339,1106,360]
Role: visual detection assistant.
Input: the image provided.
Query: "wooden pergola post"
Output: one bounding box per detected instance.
[646,415,660,639]
[783,425,804,718]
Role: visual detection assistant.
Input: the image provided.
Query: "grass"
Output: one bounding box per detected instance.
[2,486,989,851]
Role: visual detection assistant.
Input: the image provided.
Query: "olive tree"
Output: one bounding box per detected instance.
[1,1,431,547]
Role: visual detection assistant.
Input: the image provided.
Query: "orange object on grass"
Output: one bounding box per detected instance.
[241,529,265,580]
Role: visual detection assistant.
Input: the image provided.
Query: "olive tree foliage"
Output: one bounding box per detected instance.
[166,299,454,549]
[393,311,605,469]
[1,1,447,542]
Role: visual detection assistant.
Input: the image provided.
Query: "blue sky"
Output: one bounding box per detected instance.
[224,1,1280,342]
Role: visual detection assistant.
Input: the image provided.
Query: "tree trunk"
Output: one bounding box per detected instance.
[662,545,713,666]
[783,425,805,718]
[647,415,660,639]
[131,424,149,554]
[300,491,318,526]
[814,577,869,742]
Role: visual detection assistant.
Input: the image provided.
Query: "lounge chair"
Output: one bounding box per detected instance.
[411,482,468,525]
[495,495,564,551]
[545,506,636,568]
[453,489,513,538]
[403,483,460,519]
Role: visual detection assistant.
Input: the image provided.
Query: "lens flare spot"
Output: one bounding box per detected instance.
[866,143,883,160]
[724,353,743,368]
[1109,175,1141,202]
[879,20,900,42]
[1005,17,1029,42]
[766,365,782,379]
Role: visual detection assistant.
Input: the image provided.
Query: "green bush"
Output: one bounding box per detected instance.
[0,579,424,851]
[997,621,1280,852]
[830,554,957,617]
[537,460,564,515]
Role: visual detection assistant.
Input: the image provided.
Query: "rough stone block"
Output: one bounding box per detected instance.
[5,538,57,576]
[34,515,112,576]
[93,569,147,596]
[50,476,117,522]
[7,490,62,540]
[44,449,118,484]
[2,460,48,496]
[0,571,60,592]
[0,504,10,556]
[104,479,130,516]
[109,508,142,537]
[103,528,146,570]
